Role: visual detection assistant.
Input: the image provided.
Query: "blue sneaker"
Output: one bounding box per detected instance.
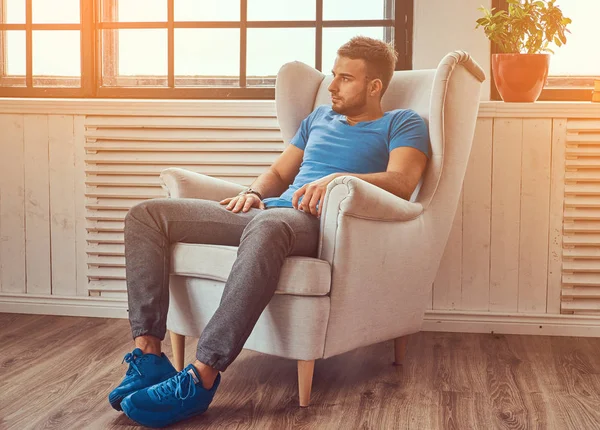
[121,364,221,428]
[108,348,177,411]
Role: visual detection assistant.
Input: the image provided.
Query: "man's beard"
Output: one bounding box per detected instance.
[331,90,368,116]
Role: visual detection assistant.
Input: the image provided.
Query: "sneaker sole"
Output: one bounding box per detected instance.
[121,398,164,428]
[108,392,125,411]
[121,397,209,428]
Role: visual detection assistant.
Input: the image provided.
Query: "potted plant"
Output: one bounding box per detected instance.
[476,0,572,102]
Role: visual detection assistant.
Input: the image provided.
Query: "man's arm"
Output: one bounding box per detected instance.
[293,146,428,217]
[221,143,304,213]
[250,144,304,198]
[341,146,428,201]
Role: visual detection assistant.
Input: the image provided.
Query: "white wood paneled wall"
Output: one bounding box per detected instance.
[432,118,556,314]
[1,103,600,321]
[0,114,85,296]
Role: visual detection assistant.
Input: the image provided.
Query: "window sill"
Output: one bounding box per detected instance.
[0,98,277,116]
[1,98,600,119]
[479,101,600,118]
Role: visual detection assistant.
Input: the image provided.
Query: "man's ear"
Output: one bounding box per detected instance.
[369,79,383,97]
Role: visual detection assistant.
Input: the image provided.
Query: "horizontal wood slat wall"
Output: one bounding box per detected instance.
[1,104,599,320]
[562,119,600,314]
[83,115,282,298]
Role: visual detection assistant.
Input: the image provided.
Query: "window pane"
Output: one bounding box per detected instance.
[175,29,239,87]
[175,0,239,21]
[101,0,166,22]
[0,31,26,86]
[247,28,314,85]
[322,27,392,73]
[324,0,391,21]
[247,0,314,21]
[102,29,168,86]
[32,30,80,87]
[4,0,25,24]
[548,1,600,76]
[4,31,25,75]
[32,0,80,24]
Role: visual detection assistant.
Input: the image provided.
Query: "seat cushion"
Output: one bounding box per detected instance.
[170,243,331,296]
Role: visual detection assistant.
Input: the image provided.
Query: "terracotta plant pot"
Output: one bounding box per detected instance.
[492,53,550,102]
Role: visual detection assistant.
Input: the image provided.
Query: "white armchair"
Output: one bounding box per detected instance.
[159,51,485,407]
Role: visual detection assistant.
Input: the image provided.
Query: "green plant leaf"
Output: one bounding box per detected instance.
[475,0,571,54]
[559,33,566,44]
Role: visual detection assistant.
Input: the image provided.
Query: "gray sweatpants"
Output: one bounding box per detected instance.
[124,198,320,371]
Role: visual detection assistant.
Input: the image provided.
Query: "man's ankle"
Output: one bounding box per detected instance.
[192,360,219,390]
[134,335,162,356]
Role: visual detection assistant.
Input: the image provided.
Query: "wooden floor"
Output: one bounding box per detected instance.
[2,313,600,430]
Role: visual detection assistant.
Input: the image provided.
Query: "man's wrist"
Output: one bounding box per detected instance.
[238,187,263,200]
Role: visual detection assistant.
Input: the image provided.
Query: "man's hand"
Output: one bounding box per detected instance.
[220,193,265,213]
[292,173,341,217]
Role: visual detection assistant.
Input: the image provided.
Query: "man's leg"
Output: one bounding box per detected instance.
[193,207,320,387]
[124,197,260,352]
[110,197,260,410]
[118,205,320,425]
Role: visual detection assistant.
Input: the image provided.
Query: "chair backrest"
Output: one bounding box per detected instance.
[314,70,435,123]
[275,51,485,210]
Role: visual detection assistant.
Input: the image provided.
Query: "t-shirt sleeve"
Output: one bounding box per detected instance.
[388,109,431,159]
[290,105,325,151]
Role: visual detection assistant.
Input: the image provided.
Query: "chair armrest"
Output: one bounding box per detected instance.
[160,168,246,201]
[317,176,431,358]
[321,175,423,222]
[318,175,424,263]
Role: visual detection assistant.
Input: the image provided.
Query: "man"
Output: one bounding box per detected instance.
[109,36,430,428]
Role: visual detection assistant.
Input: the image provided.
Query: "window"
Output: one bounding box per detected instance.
[0,0,91,96]
[491,0,600,101]
[0,0,413,98]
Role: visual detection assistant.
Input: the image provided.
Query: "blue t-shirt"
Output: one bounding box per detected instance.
[262,105,431,209]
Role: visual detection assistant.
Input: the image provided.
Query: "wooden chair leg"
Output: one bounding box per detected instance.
[169,331,185,371]
[393,335,409,366]
[297,360,315,408]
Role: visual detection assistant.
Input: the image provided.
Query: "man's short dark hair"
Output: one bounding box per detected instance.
[337,36,398,97]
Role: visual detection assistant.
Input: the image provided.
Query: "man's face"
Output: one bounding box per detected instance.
[328,56,370,115]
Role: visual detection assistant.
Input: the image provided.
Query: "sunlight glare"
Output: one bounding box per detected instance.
[6,0,596,81]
